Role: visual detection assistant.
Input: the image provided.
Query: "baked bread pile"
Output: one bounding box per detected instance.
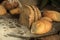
[19,5,41,28]
[0,0,21,15]
[0,0,60,35]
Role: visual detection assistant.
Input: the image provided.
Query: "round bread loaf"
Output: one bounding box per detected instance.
[0,5,7,15]
[43,10,60,22]
[31,20,52,34]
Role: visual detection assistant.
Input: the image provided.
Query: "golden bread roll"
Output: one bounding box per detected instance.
[31,20,52,34]
[40,20,52,33]
[19,5,34,27]
[2,1,19,10]
[0,5,7,15]
[30,5,38,21]
[10,7,21,14]
[43,10,60,22]
[36,6,41,20]
[41,17,52,22]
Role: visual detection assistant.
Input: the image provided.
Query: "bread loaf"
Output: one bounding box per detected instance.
[43,10,60,22]
[19,5,34,27]
[0,5,7,15]
[36,6,41,20]
[31,20,52,34]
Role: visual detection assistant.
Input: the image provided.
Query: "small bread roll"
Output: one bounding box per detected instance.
[31,20,52,34]
[43,10,60,22]
[0,5,7,15]
[19,5,34,27]
[41,17,52,22]
[10,7,21,14]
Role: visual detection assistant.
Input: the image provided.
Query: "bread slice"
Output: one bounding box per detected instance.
[30,5,38,21]
[41,17,52,22]
[35,6,41,20]
[0,5,7,15]
[43,10,60,22]
[19,5,34,27]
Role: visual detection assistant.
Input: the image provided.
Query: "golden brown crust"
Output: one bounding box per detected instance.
[19,5,34,27]
[40,17,52,22]
[10,7,21,14]
[31,21,45,34]
[25,5,34,27]
[30,5,38,21]
[43,10,60,22]
[35,6,41,20]
[0,5,7,15]
[40,20,52,33]
[31,20,52,34]
[2,1,19,10]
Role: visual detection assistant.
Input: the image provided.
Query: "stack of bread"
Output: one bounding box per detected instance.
[31,10,60,34]
[1,0,21,15]
[19,5,41,28]
[0,0,60,35]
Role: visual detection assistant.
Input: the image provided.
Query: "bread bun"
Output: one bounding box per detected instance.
[41,17,52,22]
[31,20,52,34]
[10,7,21,14]
[43,10,60,22]
[0,5,7,15]
[19,5,34,27]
